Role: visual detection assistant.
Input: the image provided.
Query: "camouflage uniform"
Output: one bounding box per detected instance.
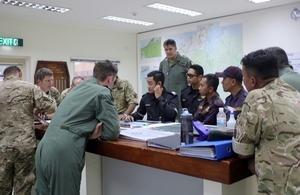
[49,86,61,106]
[112,77,138,114]
[233,78,300,195]
[0,76,56,195]
[60,87,71,101]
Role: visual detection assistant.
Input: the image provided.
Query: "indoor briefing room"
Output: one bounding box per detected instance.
[1,0,300,195]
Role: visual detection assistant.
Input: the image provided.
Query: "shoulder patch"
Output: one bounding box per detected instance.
[171,91,177,96]
[181,86,189,92]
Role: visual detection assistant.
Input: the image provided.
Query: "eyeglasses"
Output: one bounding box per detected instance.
[186,73,198,78]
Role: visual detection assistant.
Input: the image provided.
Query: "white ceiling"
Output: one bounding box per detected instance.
[0,0,300,33]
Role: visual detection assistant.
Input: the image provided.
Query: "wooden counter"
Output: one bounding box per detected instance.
[35,125,252,185]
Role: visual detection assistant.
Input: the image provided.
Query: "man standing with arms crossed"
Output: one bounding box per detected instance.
[0,66,56,195]
[159,39,193,118]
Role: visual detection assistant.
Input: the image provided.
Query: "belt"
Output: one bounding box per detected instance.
[61,125,70,130]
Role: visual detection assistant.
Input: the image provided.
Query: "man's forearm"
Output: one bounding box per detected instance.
[123,103,137,115]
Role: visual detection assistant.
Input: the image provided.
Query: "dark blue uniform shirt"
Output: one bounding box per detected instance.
[132,88,178,122]
[225,88,248,119]
[181,85,202,116]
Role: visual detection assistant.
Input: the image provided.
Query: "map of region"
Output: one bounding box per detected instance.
[140,37,161,59]
[167,22,243,74]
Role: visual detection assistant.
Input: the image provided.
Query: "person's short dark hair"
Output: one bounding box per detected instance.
[3,66,21,78]
[163,39,177,48]
[71,76,84,86]
[93,60,118,82]
[241,49,278,80]
[216,66,243,83]
[35,68,53,81]
[147,70,165,85]
[265,47,289,70]
[190,64,204,76]
[203,74,219,92]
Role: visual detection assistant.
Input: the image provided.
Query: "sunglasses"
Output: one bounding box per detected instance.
[186,73,198,78]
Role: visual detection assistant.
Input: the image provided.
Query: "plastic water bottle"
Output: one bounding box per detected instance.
[180,108,193,146]
[227,111,236,129]
[216,107,227,128]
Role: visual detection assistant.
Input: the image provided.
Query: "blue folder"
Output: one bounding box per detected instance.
[179,140,234,160]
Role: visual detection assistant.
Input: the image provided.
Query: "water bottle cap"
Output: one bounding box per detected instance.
[181,108,192,118]
[218,107,224,112]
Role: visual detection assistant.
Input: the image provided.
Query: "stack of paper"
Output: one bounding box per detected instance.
[119,121,150,129]
[120,127,175,142]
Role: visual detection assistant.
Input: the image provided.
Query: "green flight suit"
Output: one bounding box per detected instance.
[35,77,120,195]
[159,52,192,118]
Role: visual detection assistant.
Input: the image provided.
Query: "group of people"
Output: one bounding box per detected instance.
[122,39,247,126]
[1,39,300,195]
[0,61,122,195]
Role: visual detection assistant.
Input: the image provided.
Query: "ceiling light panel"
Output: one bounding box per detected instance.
[0,0,70,13]
[102,16,154,26]
[249,0,270,3]
[146,3,202,17]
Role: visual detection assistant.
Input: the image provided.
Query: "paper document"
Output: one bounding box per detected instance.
[120,127,175,142]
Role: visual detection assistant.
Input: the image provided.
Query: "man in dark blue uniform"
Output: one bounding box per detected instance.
[124,70,178,122]
[194,74,225,125]
[216,66,248,119]
[181,64,204,115]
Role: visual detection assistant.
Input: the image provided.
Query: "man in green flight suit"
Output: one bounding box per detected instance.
[159,39,193,119]
[35,60,120,195]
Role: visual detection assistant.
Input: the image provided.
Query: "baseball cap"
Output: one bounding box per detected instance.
[215,66,243,82]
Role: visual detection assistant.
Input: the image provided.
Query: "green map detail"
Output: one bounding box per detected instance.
[141,37,161,59]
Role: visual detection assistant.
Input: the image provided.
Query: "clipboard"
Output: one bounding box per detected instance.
[179,140,234,160]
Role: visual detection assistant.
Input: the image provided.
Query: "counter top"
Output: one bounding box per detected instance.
[35,125,252,184]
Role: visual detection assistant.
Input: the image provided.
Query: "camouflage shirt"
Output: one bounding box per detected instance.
[61,87,71,101]
[112,77,138,114]
[0,76,56,150]
[49,86,61,106]
[233,78,300,195]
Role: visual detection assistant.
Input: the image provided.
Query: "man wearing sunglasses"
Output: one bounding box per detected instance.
[181,64,204,115]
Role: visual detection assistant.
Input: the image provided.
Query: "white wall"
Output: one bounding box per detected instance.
[137,2,300,100]
[0,17,137,90]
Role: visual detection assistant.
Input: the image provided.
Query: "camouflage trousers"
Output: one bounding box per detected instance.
[0,148,36,195]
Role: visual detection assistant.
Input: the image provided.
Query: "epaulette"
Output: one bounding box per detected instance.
[181,85,190,92]
[169,91,177,96]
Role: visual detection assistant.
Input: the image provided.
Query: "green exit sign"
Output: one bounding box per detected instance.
[0,37,23,47]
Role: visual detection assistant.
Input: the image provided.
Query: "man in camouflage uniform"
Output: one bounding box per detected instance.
[159,39,193,119]
[193,74,225,125]
[0,66,56,195]
[35,67,61,119]
[233,49,300,195]
[112,76,138,120]
[61,76,84,100]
